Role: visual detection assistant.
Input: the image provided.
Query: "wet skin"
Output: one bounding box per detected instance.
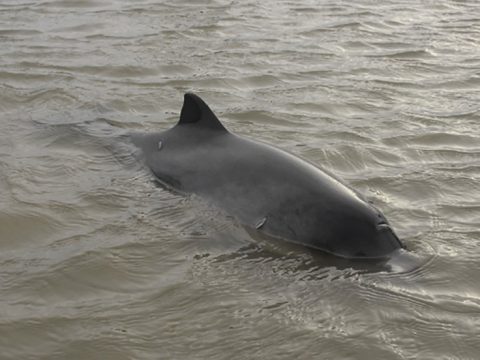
[132,93,404,259]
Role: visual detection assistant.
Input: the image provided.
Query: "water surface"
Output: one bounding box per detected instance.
[1,0,479,359]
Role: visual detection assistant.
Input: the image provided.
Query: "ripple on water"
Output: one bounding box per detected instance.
[1,0,480,359]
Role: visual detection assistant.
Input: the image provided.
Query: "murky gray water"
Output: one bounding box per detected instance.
[1,0,479,359]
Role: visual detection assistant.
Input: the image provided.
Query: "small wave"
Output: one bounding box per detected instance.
[0,209,63,251]
[372,49,436,59]
[0,28,41,36]
[383,132,480,150]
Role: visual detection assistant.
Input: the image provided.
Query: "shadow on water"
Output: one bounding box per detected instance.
[211,227,431,277]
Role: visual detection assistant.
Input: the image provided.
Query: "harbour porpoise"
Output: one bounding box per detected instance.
[131,93,405,259]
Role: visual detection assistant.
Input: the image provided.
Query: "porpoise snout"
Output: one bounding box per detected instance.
[376,222,404,250]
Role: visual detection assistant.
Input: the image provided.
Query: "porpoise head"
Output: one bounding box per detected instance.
[309,200,404,259]
[266,189,405,259]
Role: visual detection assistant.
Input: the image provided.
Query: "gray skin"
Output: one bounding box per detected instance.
[131,93,404,259]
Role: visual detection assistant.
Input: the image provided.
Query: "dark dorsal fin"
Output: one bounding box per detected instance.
[177,93,227,132]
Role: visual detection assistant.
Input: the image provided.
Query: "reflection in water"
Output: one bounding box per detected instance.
[215,229,429,276]
[1,0,479,359]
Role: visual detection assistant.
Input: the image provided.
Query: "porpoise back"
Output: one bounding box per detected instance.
[131,93,404,259]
